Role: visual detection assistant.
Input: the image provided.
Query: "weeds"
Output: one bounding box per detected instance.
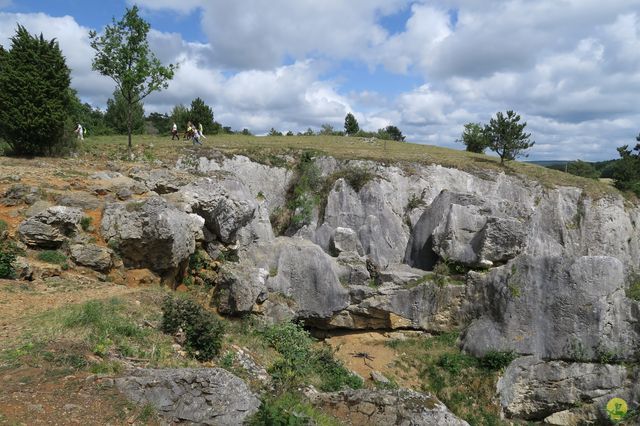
[80,216,93,231]
[248,392,341,426]
[37,250,68,266]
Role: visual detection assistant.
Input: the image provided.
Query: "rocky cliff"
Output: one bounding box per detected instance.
[6,150,640,423]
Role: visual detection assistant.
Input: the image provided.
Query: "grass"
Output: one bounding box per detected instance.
[386,332,511,426]
[0,289,196,373]
[247,392,342,426]
[37,250,68,266]
[79,134,620,198]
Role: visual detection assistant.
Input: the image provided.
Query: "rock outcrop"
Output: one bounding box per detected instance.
[115,368,260,425]
[305,388,470,426]
[101,197,204,274]
[18,206,82,248]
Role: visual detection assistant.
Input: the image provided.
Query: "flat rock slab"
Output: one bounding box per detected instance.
[115,368,260,425]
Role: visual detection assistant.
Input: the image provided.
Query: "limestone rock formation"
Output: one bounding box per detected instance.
[69,243,113,272]
[101,197,204,274]
[306,388,470,426]
[115,368,260,425]
[18,206,82,248]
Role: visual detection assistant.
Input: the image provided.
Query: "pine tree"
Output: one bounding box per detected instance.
[104,90,144,134]
[344,112,360,136]
[0,26,72,155]
[484,110,534,164]
[189,97,214,133]
[458,122,489,153]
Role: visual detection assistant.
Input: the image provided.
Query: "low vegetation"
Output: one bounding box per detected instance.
[386,332,512,425]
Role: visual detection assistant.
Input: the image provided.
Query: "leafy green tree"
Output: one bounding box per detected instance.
[104,90,144,134]
[241,128,252,135]
[458,122,489,153]
[566,160,599,179]
[382,125,405,141]
[268,128,283,136]
[612,138,640,195]
[68,89,111,136]
[319,123,336,135]
[0,26,73,155]
[189,97,214,133]
[146,112,170,135]
[89,6,176,150]
[484,110,534,164]
[344,113,360,136]
[170,104,190,130]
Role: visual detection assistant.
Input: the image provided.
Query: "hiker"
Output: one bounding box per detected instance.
[192,128,202,146]
[74,123,84,141]
[171,122,179,140]
[198,122,206,139]
[184,121,195,140]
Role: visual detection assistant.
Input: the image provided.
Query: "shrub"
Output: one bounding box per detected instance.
[161,296,225,361]
[248,393,340,426]
[334,165,376,192]
[626,276,640,302]
[0,250,17,279]
[479,350,517,371]
[80,216,93,231]
[37,250,68,265]
[437,352,477,375]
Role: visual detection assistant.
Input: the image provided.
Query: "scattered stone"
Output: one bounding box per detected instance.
[70,243,113,272]
[370,370,391,385]
[18,206,82,248]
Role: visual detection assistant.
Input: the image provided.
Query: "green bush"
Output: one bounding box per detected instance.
[248,392,340,426]
[479,350,517,371]
[0,250,17,279]
[626,278,640,302]
[80,216,93,231]
[37,250,68,265]
[334,165,376,192]
[437,352,478,375]
[161,296,225,361]
[261,321,362,391]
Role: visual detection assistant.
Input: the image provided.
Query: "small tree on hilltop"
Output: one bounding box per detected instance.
[0,26,72,155]
[90,6,176,151]
[458,122,489,153]
[612,136,640,195]
[384,125,405,142]
[484,110,534,164]
[344,112,360,136]
[189,97,214,133]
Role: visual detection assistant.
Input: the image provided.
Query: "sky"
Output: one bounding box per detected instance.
[2,1,640,161]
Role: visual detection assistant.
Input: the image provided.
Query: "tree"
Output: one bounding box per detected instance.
[566,160,599,179]
[170,104,190,130]
[146,112,170,135]
[383,125,405,141]
[458,122,489,153]
[89,6,176,150]
[484,110,534,164]
[68,89,111,136]
[104,90,144,134]
[0,26,72,155]
[189,97,214,133]
[612,137,640,195]
[344,112,360,136]
[268,128,283,136]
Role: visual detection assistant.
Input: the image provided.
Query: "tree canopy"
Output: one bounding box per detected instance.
[612,137,640,195]
[484,110,534,164]
[0,26,73,155]
[458,122,489,153]
[89,5,176,150]
[344,113,360,136]
[104,90,144,135]
[189,97,214,132]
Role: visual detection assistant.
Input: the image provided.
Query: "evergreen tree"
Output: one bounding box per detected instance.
[458,122,489,153]
[382,125,405,141]
[0,26,73,155]
[90,6,176,150]
[344,112,360,136]
[612,137,640,195]
[189,97,214,133]
[170,104,190,130]
[484,110,534,164]
[105,90,144,134]
[146,112,170,135]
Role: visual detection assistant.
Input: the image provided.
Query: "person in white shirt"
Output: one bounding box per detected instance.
[171,122,179,140]
[74,123,84,141]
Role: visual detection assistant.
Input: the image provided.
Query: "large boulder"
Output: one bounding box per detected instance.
[178,176,257,244]
[305,388,469,426]
[462,255,640,361]
[101,197,204,273]
[115,368,260,425]
[18,206,82,248]
[218,237,349,321]
[69,243,114,272]
[497,356,636,422]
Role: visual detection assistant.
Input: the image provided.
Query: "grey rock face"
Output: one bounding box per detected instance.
[306,388,470,426]
[187,154,294,213]
[69,243,113,272]
[18,206,82,248]
[179,177,257,244]
[406,191,525,270]
[129,168,193,194]
[225,237,349,320]
[462,255,640,361]
[2,184,40,206]
[216,264,267,315]
[115,368,260,425]
[497,356,628,421]
[54,192,102,210]
[101,197,204,272]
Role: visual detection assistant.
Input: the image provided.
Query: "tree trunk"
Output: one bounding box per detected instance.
[127,103,132,152]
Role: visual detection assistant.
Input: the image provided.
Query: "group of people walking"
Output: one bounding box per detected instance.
[171,121,205,145]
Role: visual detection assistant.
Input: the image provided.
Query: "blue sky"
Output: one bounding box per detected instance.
[2,0,640,161]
